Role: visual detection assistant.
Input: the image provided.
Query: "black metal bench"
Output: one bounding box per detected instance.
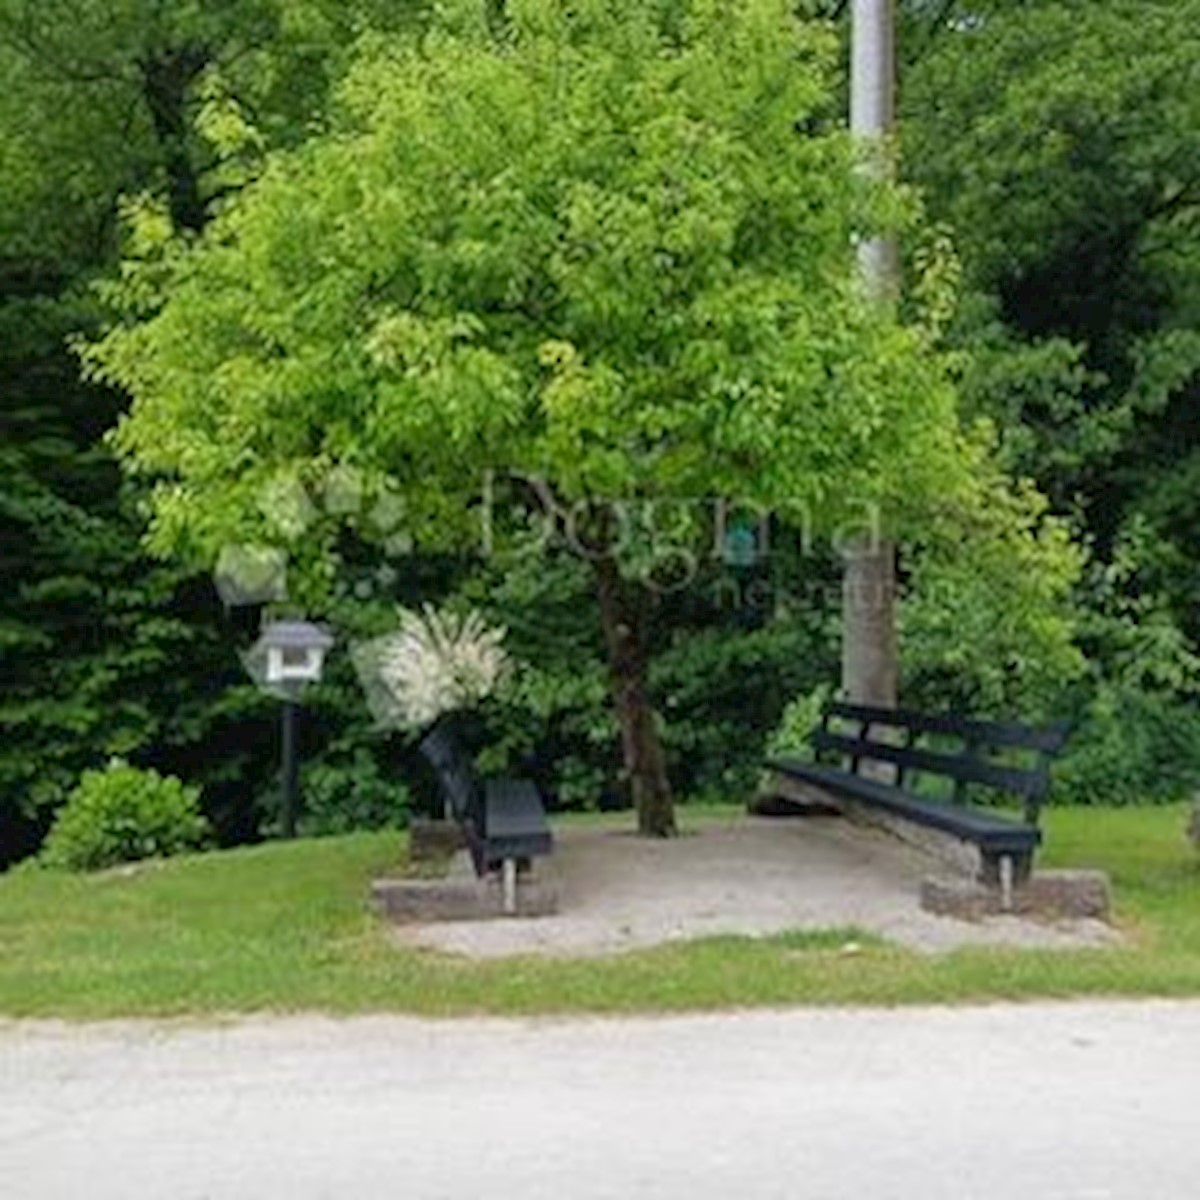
[767,701,1070,896]
[417,722,553,913]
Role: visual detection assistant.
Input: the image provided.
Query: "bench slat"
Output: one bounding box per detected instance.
[483,779,554,864]
[811,730,1046,799]
[825,702,1070,754]
[418,727,482,824]
[485,779,552,838]
[768,758,1041,852]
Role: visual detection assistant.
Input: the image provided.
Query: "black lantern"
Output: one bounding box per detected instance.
[252,620,334,838]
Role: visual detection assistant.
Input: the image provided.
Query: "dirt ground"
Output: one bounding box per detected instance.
[395,815,1119,959]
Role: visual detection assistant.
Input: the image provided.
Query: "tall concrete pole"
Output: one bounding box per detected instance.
[851,0,900,302]
[842,0,900,709]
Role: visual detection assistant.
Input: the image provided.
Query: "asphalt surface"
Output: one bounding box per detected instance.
[2,1002,1197,1199]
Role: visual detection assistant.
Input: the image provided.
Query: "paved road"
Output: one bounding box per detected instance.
[2,1002,1196,1199]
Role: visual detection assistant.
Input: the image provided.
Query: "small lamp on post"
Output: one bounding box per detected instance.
[255,620,334,839]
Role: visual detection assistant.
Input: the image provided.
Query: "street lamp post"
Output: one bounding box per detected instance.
[280,696,300,840]
[256,620,334,839]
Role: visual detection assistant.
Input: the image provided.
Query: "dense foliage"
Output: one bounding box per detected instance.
[899,0,1200,802]
[39,761,210,871]
[2,0,1198,865]
[0,0,424,863]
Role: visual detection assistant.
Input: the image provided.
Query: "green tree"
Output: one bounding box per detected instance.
[86,0,991,835]
[0,0,436,861]
[0,0,424,236]
[0,280,280,859]
[904,0,1200,533]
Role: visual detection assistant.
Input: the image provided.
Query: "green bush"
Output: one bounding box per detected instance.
[764,683,834,763]
[652,620,837,798]
[40,762,210,872]
[1048,525,1200,806]
[470,618,836,809]
[901,481,1085,719]
[297,748,412,835]
[473,659,618,810]
[1051,686,1200,807]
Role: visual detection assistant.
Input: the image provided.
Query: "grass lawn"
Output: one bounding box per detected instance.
[0,805,1198,1019]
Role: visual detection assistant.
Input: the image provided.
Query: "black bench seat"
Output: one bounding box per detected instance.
[767,759,1042,856]
[767,702,1069,892]
[418,721,553,913]
[482,778,554,865]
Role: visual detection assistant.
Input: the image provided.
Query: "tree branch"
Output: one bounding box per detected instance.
[138,44,213,232]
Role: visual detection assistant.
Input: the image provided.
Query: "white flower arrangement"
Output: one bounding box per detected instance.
[352,604,510,730]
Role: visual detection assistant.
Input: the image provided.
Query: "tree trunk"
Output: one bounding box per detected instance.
[592,557,676,837]
[140,46,210,234]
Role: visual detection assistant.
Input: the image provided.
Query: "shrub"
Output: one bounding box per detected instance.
[652,621,837,798]
[472,668,619,811]
[764,683,834,763]
[470,618,837,808]
[454,553,838,807]
[297,748,412,835]
[41,762,210,872]
[901,478,1085,718]
[1051,686,1200,807]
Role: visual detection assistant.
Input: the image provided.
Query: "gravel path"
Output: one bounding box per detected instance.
[397,816,1118,958]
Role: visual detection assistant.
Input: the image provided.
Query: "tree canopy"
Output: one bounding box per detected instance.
[90,0,975,550]
[85,0,992,832]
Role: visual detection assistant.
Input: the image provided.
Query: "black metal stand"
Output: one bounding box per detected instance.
[281,699,299,839]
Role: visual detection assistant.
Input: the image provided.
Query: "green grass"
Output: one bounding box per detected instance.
[1,805,1198,1019]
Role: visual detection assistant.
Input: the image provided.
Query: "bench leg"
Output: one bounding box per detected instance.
[981,851,1032,893]
[999,855,1015,913]
[501,858,518,915]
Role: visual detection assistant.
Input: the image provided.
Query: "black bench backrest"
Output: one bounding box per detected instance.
[826,703,1070,754]
[813,702,1070,825]
[417,724,482,826]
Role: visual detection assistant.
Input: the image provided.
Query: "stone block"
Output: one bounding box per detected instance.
[750,774,842,818]
[371,852,559,922]
[921,869,1112,922]
[408,818,465,864]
